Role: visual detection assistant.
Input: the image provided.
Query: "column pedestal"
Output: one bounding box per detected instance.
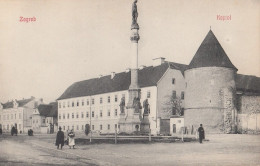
[141,114,150,134]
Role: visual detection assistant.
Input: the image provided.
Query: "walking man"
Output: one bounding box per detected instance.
[56,127,64,149]
[198,124,205,144]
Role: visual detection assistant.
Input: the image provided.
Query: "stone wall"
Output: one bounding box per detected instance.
[184,67,236,133]
[185,108,224,133]
[185,67,236,109]
[237,96,260,133]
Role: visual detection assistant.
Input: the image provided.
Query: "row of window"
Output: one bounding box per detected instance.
[59,90,153,109]
[59,94,126,109]
[61,124,118,131]
[1,124,22,130]
[32,118,51,124]
[172,90,185,100]
[58,109,118,120]
[0,113,22,121]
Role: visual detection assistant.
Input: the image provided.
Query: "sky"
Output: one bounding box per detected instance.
[0,0,259,104]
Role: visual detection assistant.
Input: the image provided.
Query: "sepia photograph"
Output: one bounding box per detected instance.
[0,0,259,165]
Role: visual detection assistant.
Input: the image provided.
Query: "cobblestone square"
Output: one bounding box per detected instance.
[0,134,259,166]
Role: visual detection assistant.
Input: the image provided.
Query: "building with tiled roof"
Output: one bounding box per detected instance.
[57,59,188,135]
[31,102,58,134]
[188,30,237,71]
[57,30,260,135]
[0,97,43,133]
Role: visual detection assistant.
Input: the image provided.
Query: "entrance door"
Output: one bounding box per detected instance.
[85,124,90,135]
[173,124,176,133]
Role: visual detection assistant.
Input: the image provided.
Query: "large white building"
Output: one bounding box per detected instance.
[57,58,187,135]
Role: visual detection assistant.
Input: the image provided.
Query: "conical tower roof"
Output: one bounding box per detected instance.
[188,30,237,71]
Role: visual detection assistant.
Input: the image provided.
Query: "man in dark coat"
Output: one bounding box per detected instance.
[11,126,15,136]
[0,128,2,135]
[56,127,64,149]
[198,124,205,144]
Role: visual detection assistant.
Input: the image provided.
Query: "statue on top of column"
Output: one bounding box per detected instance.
[131,0,139,29]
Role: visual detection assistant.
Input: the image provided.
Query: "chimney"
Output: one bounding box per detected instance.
[153,57,165,66]
[139,65,146,70]
[98,74,103,78]
[111,72,115,79]
[125,68,130,73]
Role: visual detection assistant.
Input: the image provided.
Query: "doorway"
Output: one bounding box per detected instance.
[173,124,176,133]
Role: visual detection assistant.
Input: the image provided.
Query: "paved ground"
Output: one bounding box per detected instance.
[0,134,260,166]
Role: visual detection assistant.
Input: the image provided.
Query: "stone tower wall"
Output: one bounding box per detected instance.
[184,67,236,133]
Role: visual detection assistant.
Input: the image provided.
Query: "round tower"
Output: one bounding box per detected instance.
[184,30,238,133]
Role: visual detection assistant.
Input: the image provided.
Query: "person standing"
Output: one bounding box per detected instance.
[11,126,15,136]
[68,129,75,149]
[0,128,2,135]
[56,127,65,149]
[198,124,205,144]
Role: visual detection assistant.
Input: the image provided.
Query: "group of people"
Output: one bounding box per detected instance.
[55,124,205,149]
[56,127,75,150]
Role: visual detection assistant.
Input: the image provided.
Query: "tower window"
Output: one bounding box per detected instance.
[115,95,118,102]
[87,99,89,105]
[108,124,110,130]
[100,110,103,117]
[100,97,103,104]
[91,98,95,105]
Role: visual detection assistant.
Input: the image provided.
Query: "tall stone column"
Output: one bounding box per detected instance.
[118,0,143,134]
[127,27,141,108]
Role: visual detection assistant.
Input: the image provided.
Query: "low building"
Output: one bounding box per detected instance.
[32,102,58,134]
[170,116,184,135]
[0,97,43,133]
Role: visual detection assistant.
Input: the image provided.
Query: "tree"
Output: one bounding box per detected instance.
[163,94,184,116]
